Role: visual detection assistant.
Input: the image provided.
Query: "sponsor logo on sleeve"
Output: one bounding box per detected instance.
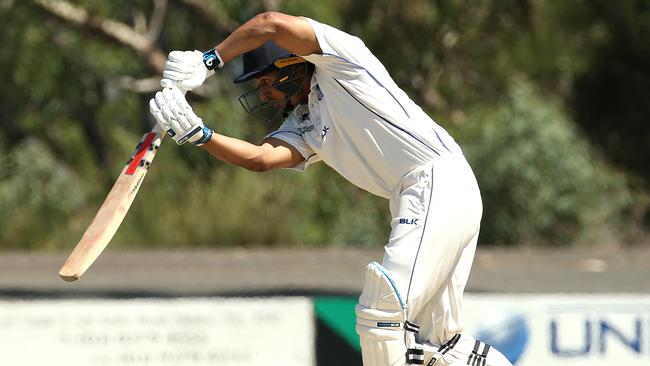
[298,125,314,135]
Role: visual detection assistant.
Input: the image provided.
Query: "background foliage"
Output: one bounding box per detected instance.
[0,0,648,249]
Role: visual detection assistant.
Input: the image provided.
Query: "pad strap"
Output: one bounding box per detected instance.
[405,323,461,365]
[406,348,425,365]
[405,320,423,364]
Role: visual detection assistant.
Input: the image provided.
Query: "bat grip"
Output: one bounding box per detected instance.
[151,123,164,134]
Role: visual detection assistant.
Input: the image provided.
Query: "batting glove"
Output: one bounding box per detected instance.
[149,86,213,146]
[161,49,223,92]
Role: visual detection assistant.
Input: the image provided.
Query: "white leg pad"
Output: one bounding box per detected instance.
[356,262,408,366]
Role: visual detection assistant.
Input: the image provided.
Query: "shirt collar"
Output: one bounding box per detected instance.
[309,72,319,90]
[292,104,310,119]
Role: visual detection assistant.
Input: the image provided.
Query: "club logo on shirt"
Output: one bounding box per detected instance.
[298,113,310,124]
[293,104,310,124]
[399,218,419,225]
[315,84,324,101]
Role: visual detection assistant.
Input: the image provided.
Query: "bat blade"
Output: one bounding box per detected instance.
[59,128,164,282]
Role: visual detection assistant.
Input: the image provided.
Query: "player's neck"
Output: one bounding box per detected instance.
[290,71,313,106]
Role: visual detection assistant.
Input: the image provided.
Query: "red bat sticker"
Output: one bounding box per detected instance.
[125,133,157,175]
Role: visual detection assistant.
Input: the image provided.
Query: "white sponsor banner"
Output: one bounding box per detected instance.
[0,297,314,366]
[463,294,650,365]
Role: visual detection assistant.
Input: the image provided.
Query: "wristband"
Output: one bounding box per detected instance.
[202,48,224,70]
[192,126,214,146]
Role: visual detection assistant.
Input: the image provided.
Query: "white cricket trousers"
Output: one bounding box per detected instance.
[383,153,481,346]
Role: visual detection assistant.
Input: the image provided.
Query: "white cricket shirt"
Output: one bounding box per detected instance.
[267,18,462,199]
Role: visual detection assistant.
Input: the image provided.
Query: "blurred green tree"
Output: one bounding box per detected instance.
[460,81,633,245]
[0,0,646,249]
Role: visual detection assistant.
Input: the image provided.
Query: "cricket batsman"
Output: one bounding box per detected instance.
[149,12,513,366]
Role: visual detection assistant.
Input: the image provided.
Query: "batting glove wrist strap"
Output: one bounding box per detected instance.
[202,48,224,70]
[192,126,214,146]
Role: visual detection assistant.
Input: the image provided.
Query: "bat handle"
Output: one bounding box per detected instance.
[151,123,164,134]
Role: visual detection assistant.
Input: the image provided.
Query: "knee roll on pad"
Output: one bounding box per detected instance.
[356,262,407,366]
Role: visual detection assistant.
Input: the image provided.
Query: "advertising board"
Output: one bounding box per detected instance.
[0,297,314,366]
[463,294,650,365]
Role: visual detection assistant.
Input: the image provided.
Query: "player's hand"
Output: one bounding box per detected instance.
[149,86,213,146]
[161,50,219,92]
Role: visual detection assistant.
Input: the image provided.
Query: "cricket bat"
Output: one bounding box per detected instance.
[59,126,165,282]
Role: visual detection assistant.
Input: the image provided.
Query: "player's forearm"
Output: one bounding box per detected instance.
[214,12,319,64]
[214,13,275,63]
[200,132,269,172]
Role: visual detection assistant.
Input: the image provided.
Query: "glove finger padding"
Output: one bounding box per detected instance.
[154,91,184,141]
[165,50,202,74]
[185,108,202,125]
[167,50,186,60]
[163,50,209,92]
[150,83,209,145]
[170,86,193,113]
[154,91,175,125]
[178,113,194,132]
[168,101,190,135]
[164,62,191,74]
[168,50,201,62]
[163,69,190,81]
[160,78,179,90]
[149,98,170,131]
[164,86,207,145]
[172,87,201,130]
[161,88,191,130]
